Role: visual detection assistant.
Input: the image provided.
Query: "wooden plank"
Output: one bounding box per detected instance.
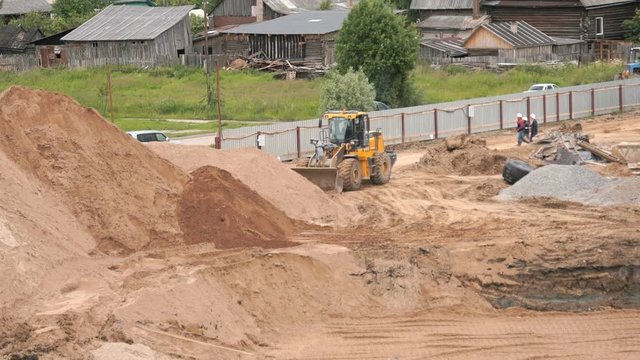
[576,140,625,164]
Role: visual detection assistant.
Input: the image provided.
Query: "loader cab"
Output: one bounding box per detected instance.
[327,112,368,148]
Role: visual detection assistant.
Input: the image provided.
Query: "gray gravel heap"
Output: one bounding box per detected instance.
[497,165,640,206]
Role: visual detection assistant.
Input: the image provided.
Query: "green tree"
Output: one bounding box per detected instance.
[321,68,376,111]
[190,13,205,35]
[336,0,419,107]
[623,9,640,43]
[52,0,112,18]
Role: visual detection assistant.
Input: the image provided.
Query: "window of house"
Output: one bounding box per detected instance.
[92,42,98,48]
[596,17,604,36]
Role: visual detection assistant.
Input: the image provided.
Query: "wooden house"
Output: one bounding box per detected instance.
[61,5,193,68]
[0,0,52,24]
[212,0,356,28]
[219,10,349,67]
[0,25,43,71]
[483,0,640,40]
[464,21,569,63]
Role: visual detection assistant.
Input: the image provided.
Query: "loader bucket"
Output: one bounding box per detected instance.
[292,167,344,193]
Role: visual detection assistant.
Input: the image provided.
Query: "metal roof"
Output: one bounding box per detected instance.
[221,10,349,35]
[264,0,357,14]
[579,0,636,7]
[473,21,555,47]
[421,37,468,56]
[62,5,193,42]
[410,0,473,10]
[484,0,634,8]
[418,15,489,30]
[0,0,51,15]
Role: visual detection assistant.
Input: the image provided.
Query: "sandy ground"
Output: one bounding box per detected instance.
[1,89,640,360]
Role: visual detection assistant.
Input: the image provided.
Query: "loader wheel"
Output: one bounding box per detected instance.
[371,152,392,185]
[339,158,362,191]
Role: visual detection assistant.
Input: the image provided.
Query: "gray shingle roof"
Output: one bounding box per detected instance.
[62,5,193,42]
[0,0,51,15]
[418,15,489,30]
[476,21,555,47]
[221,10,348,35]
[421,37,468,56]
[410,0,473,10]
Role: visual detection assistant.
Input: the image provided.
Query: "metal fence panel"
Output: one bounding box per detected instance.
[218,79,640,159]
[405,110,435,142]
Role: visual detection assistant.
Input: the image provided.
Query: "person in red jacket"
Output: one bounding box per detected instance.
[516,113,528,146]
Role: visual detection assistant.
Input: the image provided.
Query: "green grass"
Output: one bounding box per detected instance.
[413,62,622,103]
[0,62,624,133]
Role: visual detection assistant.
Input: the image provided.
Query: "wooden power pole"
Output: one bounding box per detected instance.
[107,70,115,123]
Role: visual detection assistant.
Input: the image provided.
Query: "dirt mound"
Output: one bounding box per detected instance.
[0,86,188,254]
[178,166,297,249]
[148,143,354,226]
[419,135,508,176]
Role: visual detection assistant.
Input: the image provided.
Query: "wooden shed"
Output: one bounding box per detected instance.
[219,10,349,67]
[61,5,193,68]
[463,21,556,62]
[32,29,75,68]
[483,0,639,40]
[420,37,468,64]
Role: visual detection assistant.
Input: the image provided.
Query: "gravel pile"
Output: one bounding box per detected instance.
[497,165,640,206]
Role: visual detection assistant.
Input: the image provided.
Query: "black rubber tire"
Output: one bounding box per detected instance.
[371,152,392,185]
[503,159,535,185]
[338,158,362,191]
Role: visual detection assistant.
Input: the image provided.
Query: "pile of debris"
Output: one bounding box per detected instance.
[533,124,630,171]
[227,52,329,79]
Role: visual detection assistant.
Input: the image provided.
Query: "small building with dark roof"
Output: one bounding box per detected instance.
[420,37,468,64]
[61,4,193,68]
[32,28,75,68]
[218,10,349,66]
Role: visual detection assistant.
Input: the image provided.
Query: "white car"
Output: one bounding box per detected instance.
[127,130,171,143]
[525,83,559,93]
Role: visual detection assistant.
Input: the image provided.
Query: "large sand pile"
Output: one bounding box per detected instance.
[0,86,188,254]
[148,143,353,226]
[178,166,296,249]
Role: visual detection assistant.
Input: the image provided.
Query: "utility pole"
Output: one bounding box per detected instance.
[216,60,222,149]
[107,70,114,123]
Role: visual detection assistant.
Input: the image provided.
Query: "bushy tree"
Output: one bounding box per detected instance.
[623,9,640,43]
[321,68,376,111]
[336,0,419,107]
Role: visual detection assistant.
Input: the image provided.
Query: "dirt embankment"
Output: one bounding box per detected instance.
[0,86,188,254]
[149,143,354,226]
[419,135,515,176]
[178,166,297,249]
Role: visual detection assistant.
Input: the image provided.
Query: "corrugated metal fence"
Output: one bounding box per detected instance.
[220,78,640,159]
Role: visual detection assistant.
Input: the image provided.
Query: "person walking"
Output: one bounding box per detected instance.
[516,113,527,146]
[529,113,539,141]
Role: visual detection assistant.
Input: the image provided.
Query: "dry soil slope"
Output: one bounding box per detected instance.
[148,143,354,226]
[0,86,189,254]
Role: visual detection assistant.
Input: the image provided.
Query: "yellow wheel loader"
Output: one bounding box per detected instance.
[292,110,397,192]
